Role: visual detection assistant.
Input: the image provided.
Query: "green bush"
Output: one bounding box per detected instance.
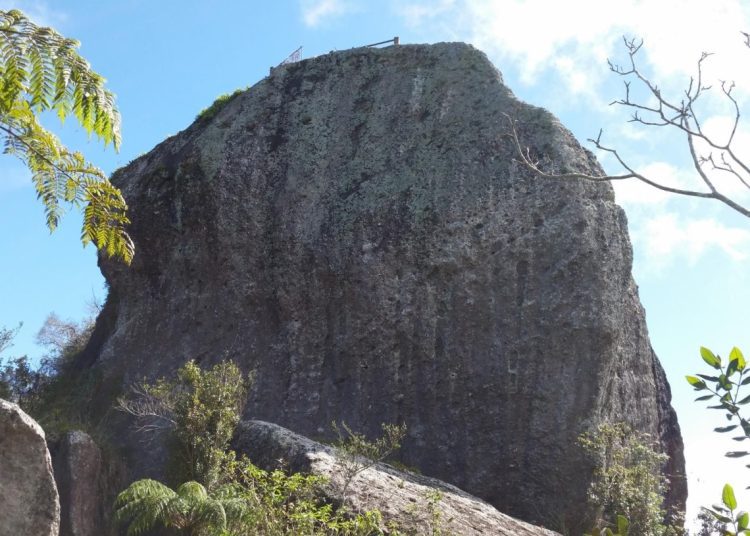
[116,360,395,535]
[578,423,674,536]
[196,89,244,122]
[118,360,251,489]
[331,421,407,501]
[0,314,119,442]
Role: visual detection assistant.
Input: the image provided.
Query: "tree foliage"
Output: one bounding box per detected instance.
[331,420,407,502]
[0,9,133,262]
[115,361,390,535]
[0,313,105,437]
[118,360,252,489]
[578,423,675,536]
[688,346,750,535]
[114,479,249,536]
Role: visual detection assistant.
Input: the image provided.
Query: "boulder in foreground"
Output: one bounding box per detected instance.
[234,420,560,536]
[0,398,60,536]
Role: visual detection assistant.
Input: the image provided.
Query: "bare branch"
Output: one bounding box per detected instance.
[116,382,176,440]
[503,114,750,219]
[505,35,750,220]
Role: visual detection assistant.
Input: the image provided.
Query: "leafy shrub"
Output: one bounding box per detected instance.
[118,360,251,489]
[0,313,116,441]
[116,360,393,535]
[196,89,244,121]
[578,423,674,536]
[116,461,386,536]
[331,421,407,501]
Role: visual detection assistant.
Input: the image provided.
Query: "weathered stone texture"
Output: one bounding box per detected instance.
[50,431,104,536]
[235,420,560,535]
[88,42,686,530]
[0,398,60,536]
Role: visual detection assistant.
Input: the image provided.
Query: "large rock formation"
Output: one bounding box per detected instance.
[84,42,686,530]
[0,399,60,536]
[235,420,560,535]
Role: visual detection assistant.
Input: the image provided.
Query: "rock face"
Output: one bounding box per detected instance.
[235,420,560,535]
[49,431,105,536]
[86,42,686,529]
[0,399,60,536]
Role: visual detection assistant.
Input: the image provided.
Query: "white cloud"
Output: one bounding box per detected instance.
[394,0,750,98]
[612,162,691,207]
[633,212,750,273]
[300,0,351,27]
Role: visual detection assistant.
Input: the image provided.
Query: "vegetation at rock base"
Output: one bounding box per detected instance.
[579,422,679,536]
[0,9,133,262]
[115,360,411,535]
[332,420,407,501]
[0,311,118,441]
[118,360,251,489]
[587,346,750,536]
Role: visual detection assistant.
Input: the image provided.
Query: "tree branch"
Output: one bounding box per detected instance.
[504,34,750,220]
[504,114,750,219]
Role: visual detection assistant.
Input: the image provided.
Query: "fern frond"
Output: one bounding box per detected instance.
[115,479,177,536]
[0,9,131,262]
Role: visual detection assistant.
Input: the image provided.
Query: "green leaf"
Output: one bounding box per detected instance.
[739,394,750,406]
[724,484,738,510]
[731,348,747,371]
[727,452,750,458]
[716,425,739,433]
[616,515,629,535]
[738,511,749,530]
[0,9,130,264]
[698,374,721,382]
[686,376,708,390]
[720,375,734,390]
[695,394,714,402]
[702,347,722,369]
[710,511,733,523]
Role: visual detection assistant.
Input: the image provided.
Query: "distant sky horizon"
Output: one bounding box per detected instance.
[1,0,749,526]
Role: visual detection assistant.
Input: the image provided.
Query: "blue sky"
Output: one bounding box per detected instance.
[1,0,749,523]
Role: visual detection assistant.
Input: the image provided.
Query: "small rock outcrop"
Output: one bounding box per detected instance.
[85,42,686,529]
[235,420,560,535]
[49,431,105,536]
[0,398,60,536]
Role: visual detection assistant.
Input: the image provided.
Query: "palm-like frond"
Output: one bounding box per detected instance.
[116,479,253,536]
[115,479,177,536]
[0,9,132,263]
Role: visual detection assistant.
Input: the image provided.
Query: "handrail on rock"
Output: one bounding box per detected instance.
[364,37,399,47]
